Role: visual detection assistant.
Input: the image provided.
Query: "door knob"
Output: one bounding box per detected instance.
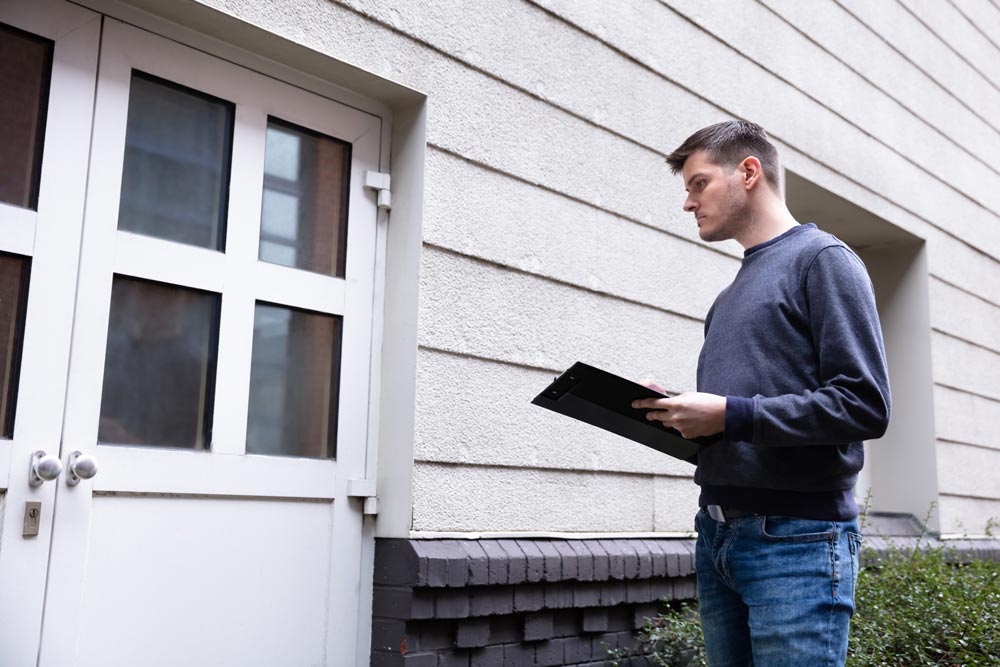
[67,451,99,486]
[29,451,63,487]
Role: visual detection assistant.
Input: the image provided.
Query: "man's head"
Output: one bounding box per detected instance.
[666,121,783,243]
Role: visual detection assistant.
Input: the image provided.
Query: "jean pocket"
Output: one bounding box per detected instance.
[761,515,836,543]
[848,531,863,555]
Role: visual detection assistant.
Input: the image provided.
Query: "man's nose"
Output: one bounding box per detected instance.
[684,196,697,212]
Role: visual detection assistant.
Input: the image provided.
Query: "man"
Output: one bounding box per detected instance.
[632,120,891,666]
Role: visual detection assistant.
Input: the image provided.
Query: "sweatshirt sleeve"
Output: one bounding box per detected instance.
[751,246,891,446]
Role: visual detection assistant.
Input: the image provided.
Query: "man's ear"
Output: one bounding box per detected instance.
[740,156,763,191]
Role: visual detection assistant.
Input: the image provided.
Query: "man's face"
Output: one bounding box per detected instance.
[680,150,747,243]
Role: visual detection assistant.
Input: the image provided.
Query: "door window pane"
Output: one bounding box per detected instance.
[0,253,30,438]
[118,71,233,250]
[0,24,53,210]
[259,118,351,277]
[99,276,220,449]
[246,303,342,459]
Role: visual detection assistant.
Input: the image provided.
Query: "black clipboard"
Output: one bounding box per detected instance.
[531,361,721,463]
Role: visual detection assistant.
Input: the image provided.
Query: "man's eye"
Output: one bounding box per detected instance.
[697,180,706,189]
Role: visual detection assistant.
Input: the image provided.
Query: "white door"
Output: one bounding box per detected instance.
[0,2,100,664]
[2,5,382,665]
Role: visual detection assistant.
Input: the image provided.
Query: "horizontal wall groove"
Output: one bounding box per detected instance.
[832,0,1000,133]
[895,0,1000,95]
[930,274,1000,311]
[418,344,561,375]
[523,0,1000,268]
[935,382,1000,405]
[938,438,1000,453]
[655,0,1000,196]
[417,345,688,398]
[425,143,741,263]
[423,240,708,325]
[753,0,1000,165]
[939,491,1000,503]
[932,328,1000,358]
[413,457,693,481]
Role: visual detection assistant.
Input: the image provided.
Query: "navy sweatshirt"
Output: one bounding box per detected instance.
[695,223,891,521]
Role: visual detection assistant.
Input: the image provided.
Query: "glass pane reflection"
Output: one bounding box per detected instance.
[99,276,220,449]
[259,118,351,277]
[118,72,233,250]
[246,303,342,459]
[0,24,53,209]
[0,252,30,438]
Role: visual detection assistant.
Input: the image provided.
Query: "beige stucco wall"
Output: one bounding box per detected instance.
[197,0,1000,535]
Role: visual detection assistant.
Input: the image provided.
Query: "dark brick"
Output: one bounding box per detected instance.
[586,541,610,581]
[502,642,533,667]
[480,541,510,585]
[616,540,639,579]
[371,651,437,667]
[553,541,578,580]
[438,650,471,667]
[410,621,454,651]
[563,634,594,662]
[535,540,562,581]
[614,631,638,651]
[544,582,574,609]
[456,618,491,648]
[591,632,619,655]
[372,618,407,654]
[641,539,667,577]
[633,604,658,629]
[664,547,682,578]
[600,581,626,607]
[497,540,527,585]
[513,584,545,613]
[524,612,554,641]
[444,541,472,587]
[677,540,696,575]
[633,540,654,579]
[374,539,423,586]
[373,586,435,620]
[552,609,579,637]
[469,586,514,617]
[461,541,491,586]
[534,639,565,666]
[470,645,504,667]
[626,579,652,604]
[581,608,608,633]
[489,615,521,644]
[569,541,594,581]
[436,589,471,618]
[516,540,546,583]
[599,540,625,580]
[413,541,450,588]
[673,576,697,600]
[572,582,601,608]
[650,578,674,601]
[607,607,632,632]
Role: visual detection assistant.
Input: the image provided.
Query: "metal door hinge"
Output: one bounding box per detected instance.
[364,171,391,212]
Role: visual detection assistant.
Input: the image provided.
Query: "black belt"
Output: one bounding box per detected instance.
[705,505,758,523]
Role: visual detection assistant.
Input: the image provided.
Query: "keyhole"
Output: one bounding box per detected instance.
[29,509,38,519]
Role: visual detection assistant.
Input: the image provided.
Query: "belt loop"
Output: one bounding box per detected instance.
[707,504,726,523]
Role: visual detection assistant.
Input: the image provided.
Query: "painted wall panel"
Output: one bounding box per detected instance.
[937,441,1000,499]
[414,348,695,478]
[934,385,1000,451]
[412,462,655,532]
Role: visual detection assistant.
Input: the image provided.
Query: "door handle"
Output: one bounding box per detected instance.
[66,451,99,486]
[29,450,63,487]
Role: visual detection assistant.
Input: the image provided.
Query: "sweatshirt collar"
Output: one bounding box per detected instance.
[744,223,815,257]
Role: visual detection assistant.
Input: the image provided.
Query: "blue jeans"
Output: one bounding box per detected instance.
[694,509,862,667]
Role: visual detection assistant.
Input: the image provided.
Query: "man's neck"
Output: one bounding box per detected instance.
[735,203,799,250]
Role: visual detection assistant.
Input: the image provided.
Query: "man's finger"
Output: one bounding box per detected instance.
[631,397,676,409]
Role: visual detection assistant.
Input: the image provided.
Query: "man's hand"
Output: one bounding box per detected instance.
[631,392,726,439]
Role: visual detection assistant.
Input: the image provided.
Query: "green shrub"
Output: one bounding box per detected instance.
[611,544,1000,666]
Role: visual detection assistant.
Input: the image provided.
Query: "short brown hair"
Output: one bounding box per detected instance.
[666,120,781,191]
